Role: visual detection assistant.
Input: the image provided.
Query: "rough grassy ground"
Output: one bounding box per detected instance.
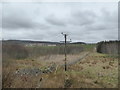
[2,51,88,88]
[2,51,118,88]
[2,44,118,88]
[36,51,89,65]
[67,53,118,88]
[38,52,118,88]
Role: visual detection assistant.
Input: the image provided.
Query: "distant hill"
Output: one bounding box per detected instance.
[71,42,86,44]
[2,40,86,45]
[2,40,60,45]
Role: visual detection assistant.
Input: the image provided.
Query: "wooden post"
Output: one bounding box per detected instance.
[64,34,67,71]
[61,32,68,71]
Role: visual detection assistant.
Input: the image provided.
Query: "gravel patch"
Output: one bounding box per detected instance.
[15,64,56,76]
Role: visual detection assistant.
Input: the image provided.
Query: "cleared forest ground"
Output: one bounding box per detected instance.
[2,44,118,88]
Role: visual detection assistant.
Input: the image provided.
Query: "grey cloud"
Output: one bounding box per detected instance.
[2,4,49,30]
[85,23,116,31]
[105,34,118,40]
[79,9,117,31]
[101,8,117,23]
[2,2,118,43]
[46,15,66,26]
[34,23,50,30]
[2,15,50,30]
[69,10,96,26]
[2,16,34,29]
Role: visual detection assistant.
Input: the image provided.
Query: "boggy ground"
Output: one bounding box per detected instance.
[2,51,118,88]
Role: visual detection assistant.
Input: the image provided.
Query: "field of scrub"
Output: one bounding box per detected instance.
[2,44,118,88]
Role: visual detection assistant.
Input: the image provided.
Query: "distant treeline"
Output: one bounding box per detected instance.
[97,40,119,55]
[2,43,84,61]
[2,43,29,61]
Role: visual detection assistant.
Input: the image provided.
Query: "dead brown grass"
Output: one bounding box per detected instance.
[2,52,118,88]
[68,53,118,88]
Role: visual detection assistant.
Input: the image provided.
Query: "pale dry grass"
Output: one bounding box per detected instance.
[2,51,118,88]
[36,51,89,65]
[68,52,118,88]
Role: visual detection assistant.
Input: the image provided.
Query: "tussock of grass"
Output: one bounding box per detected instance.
[68,52,118,88]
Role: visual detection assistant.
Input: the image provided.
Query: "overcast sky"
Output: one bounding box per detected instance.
[1,2,118,43]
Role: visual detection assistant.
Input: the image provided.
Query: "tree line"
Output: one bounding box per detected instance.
[97,40,120,55]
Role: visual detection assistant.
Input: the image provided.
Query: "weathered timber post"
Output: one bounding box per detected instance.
[61,32,67,71]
